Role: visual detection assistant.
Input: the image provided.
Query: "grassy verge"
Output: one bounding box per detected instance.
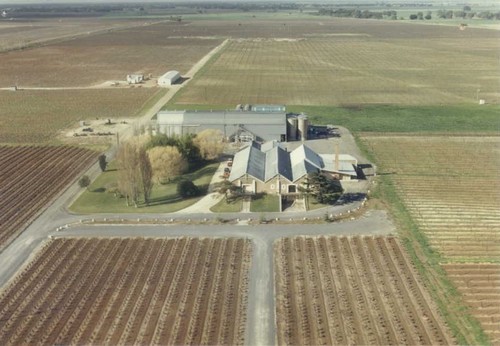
[250,193,280,212]
[356,136,490,345]
[306,197,327,210]
[210,196,243,212]
[70,162,218,214]
[290,104,500,133]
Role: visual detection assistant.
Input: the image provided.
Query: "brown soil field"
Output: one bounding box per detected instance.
[172,19,499,106]
[0,146,97,251]
[0,237,252,345]
[274,235,454,345]
[443,263,500,345]
[0,88,161,144]
[362,135,500,261]
[0,21,222,87]
[0,18,151,52]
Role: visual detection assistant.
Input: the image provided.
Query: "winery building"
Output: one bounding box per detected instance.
[156,105,309,142]
[228,141,358,195]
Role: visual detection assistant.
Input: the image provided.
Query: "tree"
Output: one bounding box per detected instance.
[409,14,418,20]
[138,148,153,205]
[78,175,91,190]
[147,146,187,184]
[302,172,343,204]
[463,5,471,12]
[417,11,424,20]
[98,154,107,172]
[116,141,141,207]
[177,180,200,198]
[425,12,432,20]
[193,129,225,160]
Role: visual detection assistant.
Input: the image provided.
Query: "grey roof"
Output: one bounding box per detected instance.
[251,104,286,112]
[158,110,286,125]
[157,110,287,142]
[160,70,180,79]
[229,141,357,183]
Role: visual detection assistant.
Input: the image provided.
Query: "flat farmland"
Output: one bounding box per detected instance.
[362,135,500,261]
[443,263,500,344]
[0,21,222,87]
[0,18,150,53]
[0,237,252,345]
[174,32,499,106]
[0,88,160,144]
[274,236,453,345]
[0,146,97,251]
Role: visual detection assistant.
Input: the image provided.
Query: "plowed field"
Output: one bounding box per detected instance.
[0,146,97,250]
[274,236,454,345]
[443,263,500,345]
[0,237,252,345]
[362,135,500,261]
[0,22,222,87]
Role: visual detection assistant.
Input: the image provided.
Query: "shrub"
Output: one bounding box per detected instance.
[177,180,200,198]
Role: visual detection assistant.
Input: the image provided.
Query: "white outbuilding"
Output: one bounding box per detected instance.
[158,71,181,87]
[126,74,144,84]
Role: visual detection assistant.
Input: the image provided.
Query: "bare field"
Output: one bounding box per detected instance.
[0,21,222,87]
[274,236,453,345]
[174,34,499,106]
[0,237,252,345]
[362,135,500,261]
[443,263,500,345]
[0,18,149,52]
[0,146,97,251]
[0,88,160,144]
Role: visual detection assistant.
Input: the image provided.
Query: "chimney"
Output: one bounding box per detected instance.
[335,141,340,171]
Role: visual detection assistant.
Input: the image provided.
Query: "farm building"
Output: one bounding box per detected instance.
[158,70,181,86]
[126,74,144,84]
[228,141,358,195]
[157,105,309,142]
[157,109,287,142]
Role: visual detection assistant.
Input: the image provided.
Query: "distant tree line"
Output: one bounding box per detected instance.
[410,7,500,20]
[316,8,398,20]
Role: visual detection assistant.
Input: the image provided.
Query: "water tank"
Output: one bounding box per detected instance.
[298,115,309,141]
[287,116,298,141]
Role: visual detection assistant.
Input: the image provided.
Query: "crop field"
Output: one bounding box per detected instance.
[173,31,499,106]
[0,237,252,345]
[0,146,97,251]
[443,263,500,344]
[274,236,453,345]
[0,88,160,144]
[0,18,149,53]
[0,21,222,87]
[362,135,500,261]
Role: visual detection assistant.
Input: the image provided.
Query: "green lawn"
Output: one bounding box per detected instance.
[210,196,243,212]
[70,162,218,214]
[250,193,280,212]
[289,104,500,133]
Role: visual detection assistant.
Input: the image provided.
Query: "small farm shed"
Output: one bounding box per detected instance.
[158,71,181,86]
[126,74,144,84]
[157,110,287,142]
[228,141,358,195]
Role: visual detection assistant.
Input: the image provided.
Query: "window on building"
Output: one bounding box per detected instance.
[288,185,297,193]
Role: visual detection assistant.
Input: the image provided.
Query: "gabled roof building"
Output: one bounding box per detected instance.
[229,141,357,194]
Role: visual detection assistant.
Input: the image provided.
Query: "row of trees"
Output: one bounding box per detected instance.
[317,8,397,20]
[116,129,224,207]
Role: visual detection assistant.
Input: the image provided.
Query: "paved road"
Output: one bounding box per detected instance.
[0,37,393,346]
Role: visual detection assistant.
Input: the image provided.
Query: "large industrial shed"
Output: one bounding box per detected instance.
[158,70,181,86]
[157,110,287,142]
[228,141,358,195]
